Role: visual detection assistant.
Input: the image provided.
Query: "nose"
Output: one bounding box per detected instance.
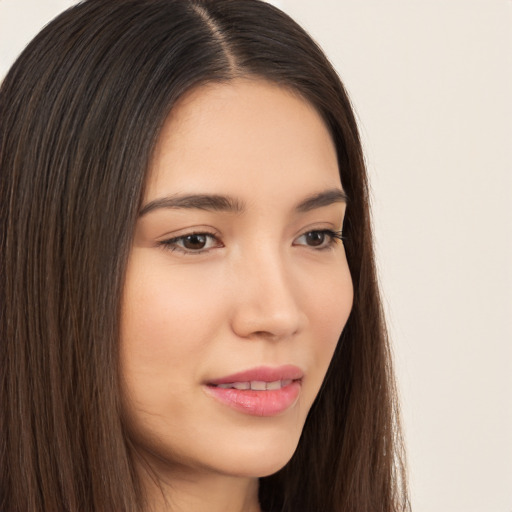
[229,248,305,341]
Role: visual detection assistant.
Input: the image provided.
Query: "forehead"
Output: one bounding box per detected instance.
[147,78,341,203]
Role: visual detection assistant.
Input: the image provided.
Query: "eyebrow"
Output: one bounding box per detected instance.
[295,188,348,212]
[139,194,245,216]
[138,188,348,217]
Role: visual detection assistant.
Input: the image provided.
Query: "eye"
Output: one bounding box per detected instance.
[159,232,222,254]
[294,229,343,249]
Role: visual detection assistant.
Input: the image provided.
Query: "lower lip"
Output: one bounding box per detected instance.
[204,381,301,417]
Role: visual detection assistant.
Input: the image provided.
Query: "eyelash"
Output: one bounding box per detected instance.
[158,229,344,255]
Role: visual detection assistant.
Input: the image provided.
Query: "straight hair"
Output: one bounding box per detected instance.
[0,1,409,510]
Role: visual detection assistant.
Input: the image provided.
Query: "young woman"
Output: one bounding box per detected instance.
[0,1,408,511]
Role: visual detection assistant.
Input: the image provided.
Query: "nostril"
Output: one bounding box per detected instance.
[251,330,281,341]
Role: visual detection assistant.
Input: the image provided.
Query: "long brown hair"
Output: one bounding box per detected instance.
[0,1,408,510]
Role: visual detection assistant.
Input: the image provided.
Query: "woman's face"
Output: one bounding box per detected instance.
[120,78,353,480]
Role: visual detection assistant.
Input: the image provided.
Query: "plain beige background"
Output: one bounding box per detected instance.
[1,1,511,511]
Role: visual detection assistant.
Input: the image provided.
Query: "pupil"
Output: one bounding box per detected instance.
[183,234,206,249]
[306,231,324,246]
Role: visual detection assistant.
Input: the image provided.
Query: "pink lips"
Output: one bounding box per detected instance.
[204,365,303,417]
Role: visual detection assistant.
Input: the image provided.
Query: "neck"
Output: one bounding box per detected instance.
[138,460,262,512]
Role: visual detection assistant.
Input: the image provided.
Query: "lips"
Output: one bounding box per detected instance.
[214,379,293,390]
[207,364,303,386]
[204,365,303,417]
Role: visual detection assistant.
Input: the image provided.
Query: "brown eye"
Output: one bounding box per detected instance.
[293,229,342,250]
[304,231,326,247]
[160,232,221,254]
[182,234,207,250]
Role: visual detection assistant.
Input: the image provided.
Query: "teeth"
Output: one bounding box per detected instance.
[266,380,281,390]
[251,380,266,391]
[214,380,293,390]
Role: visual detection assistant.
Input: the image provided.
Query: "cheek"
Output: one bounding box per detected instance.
[327,267,353,345]
[300,257,353,400]
[307,254,353,341]
[122,250,221,342]
[118,251,223,408]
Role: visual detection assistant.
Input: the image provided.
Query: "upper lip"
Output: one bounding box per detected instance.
[206,365,304,385]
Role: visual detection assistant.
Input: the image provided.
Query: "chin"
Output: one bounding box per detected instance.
[126,412,303,481]
[212,428,302,478]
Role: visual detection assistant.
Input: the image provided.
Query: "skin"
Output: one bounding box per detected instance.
[120,78,353,512]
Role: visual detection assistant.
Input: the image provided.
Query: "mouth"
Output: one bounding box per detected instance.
[207,364,303,386]
[210,379,294,391]
[204,365,303,417]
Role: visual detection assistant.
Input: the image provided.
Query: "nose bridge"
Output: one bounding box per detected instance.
[230,243,303,339]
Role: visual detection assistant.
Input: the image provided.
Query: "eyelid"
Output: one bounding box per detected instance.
[293,228,344,250]
[157,229,223,255]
